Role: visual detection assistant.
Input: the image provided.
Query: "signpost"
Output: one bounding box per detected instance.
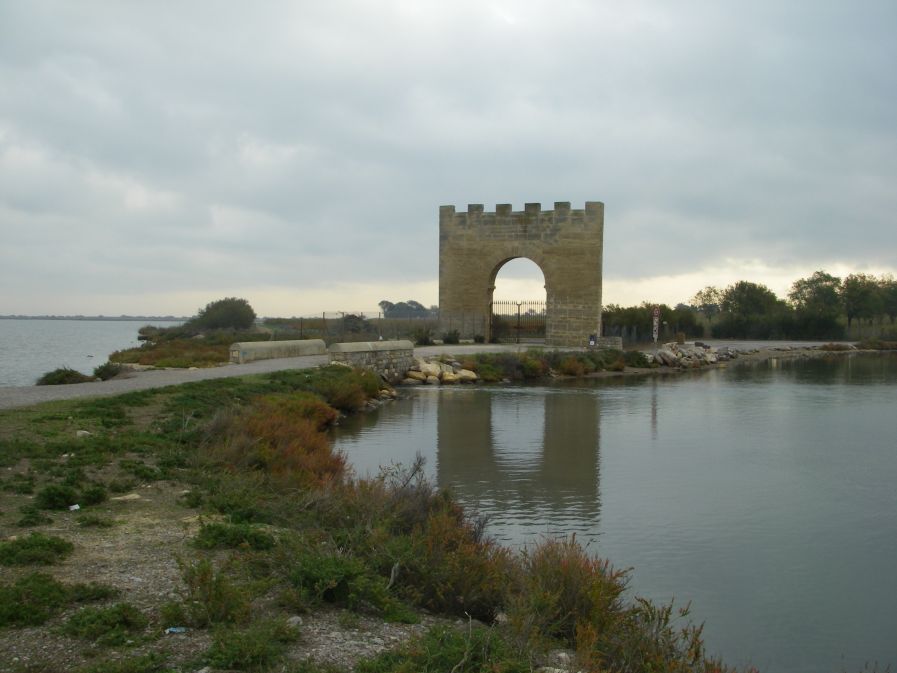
[652,305,660,345]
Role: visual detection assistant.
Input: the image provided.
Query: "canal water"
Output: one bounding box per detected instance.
[333,353,897,673]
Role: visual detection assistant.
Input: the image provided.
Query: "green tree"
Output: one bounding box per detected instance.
[190,297,257,330]
[788,271,843,338]
[691,286,723,325]
[841,274,882,330]
[721,281,781,317]
[715,281,791,339]
[879,275,897,324]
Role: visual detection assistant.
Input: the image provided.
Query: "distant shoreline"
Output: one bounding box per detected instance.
[0,315,187,322]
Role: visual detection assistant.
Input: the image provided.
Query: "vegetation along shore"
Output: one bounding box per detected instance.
[0,346,800,673]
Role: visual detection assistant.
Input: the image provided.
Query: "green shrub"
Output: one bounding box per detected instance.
[0,572,116,627]
[77,514,115,528]
[76,653,168,673]
[176,558,250,627]
[80,483,109,506]
[205,618,297,671]
[36,367,95,385]
[16,504,52,527]
[559,356,586,377]
[505,537,626,649]
[35,483,79,510]
[4,472,35,494]
[411,327,434,346]
[356,624,529,673]
[64,603,148,646]
[623,350,650,367]
[441,329,460,345]
[0,572,69,626]
[189,297,257,331]
[288,548,386,611]
[93,361,123,381]
[0,532,74,565]
[194,522,276,551]
[400,504,511,622]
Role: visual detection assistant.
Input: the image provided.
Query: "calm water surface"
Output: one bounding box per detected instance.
[333,354,897,673]
[0,319,180,386]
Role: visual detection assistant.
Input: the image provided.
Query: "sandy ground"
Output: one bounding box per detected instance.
[0,340,843,411]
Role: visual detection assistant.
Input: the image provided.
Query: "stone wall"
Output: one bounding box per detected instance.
[327,340,414,383]
[439,201,604,347]
[229,339,326,364]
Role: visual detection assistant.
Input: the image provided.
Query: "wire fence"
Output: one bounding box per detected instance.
[260,302,547,344]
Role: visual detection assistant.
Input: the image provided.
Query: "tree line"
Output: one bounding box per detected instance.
[604,271,897,341]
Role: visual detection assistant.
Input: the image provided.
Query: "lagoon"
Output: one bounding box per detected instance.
[0,318,180,387]
[333,354,897,673]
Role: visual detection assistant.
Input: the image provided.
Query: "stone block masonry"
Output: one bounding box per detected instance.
[328,340,414,384]
[439,201,604,347]
[230,339,326,364]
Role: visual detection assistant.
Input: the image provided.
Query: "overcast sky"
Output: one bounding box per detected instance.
[2,1,895,317]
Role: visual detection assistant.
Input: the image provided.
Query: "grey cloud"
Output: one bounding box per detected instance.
[1,1,896,313]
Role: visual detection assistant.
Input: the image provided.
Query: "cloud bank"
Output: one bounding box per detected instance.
[2,1,895,315]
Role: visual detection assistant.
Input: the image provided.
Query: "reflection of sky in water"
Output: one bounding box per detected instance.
[333,354,897,673]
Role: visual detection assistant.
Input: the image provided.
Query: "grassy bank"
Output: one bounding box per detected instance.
[1,363,753,672]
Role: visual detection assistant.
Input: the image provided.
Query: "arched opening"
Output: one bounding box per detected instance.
[490,257,547,343]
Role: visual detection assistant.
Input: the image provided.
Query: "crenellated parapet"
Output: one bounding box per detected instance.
[439,202,603,244]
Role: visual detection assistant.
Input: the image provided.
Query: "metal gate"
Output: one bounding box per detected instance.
[490,300,546,343]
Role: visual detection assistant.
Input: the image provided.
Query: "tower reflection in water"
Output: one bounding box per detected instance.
[435,387,601,546]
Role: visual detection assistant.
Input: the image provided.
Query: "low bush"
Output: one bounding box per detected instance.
[412,327,434,346]
[400,503,511,623]
[285,545,411,620]
[194,522,276,551]
[36,367,94,385]
[34,483,79,510]
[77,514,115,528]
[76,653,168,673]
[4,472,35,494]
[204,396,346,490]
[175,558,250,627]
[80,483,109,506]
[0,572,116,627]
[441,329,460,345]
[93,361,123,381]
[506,537,626,649]
[857,338,897,350]
[623,349,651,367]
[356,623,530,673]
[0,532,74,565]
[64,602,148,646]
[205,618,297,671]
[16,504,51,527]
[305,367,380,413]
[559,356,586,377]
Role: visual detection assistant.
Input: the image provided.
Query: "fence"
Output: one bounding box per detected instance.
[490,300,546,344]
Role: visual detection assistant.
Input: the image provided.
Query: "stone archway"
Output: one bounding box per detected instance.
[438,201,605,347]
